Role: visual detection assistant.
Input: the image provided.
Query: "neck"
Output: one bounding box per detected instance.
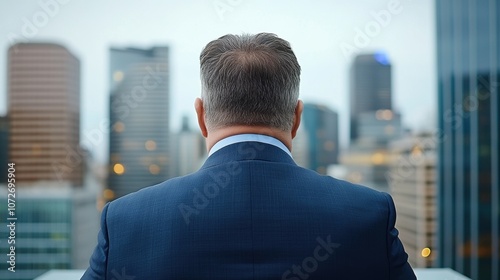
[205,125,292,153]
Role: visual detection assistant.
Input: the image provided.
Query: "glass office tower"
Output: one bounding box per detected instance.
[349,53,392,141]
[301,103,339,174]
[0,187,98,280]
[436,1,499,279]
[108,47,170,199]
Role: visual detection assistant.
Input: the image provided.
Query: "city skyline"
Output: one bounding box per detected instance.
[0,1,496,279]
[0,0,436,163]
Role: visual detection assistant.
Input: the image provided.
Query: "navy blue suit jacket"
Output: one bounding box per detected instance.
[83,141,416,279]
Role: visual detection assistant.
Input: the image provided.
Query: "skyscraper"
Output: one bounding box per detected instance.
[300,103,339,174]
[2,42,97,280]
[108,47,170,199]
[0,186,99,280]
[0,116,8,183]
[437,1,499,279]
[171,116,205,177]
[388,135,437,268]
[7,43,82,186]
[291,124,309,168]
[350,52,392,141]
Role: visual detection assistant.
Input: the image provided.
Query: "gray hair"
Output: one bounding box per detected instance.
[200,33,301,131]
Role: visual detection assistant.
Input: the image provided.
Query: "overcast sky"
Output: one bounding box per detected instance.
[0,0,436,163]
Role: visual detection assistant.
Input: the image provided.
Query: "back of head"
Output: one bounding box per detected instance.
[200,33,301,131]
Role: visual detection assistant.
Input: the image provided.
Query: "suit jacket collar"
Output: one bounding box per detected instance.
[200,141,297,170]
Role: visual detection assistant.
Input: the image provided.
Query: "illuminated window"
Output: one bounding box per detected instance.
[411,146,423,157]
[103,189,115,200]
[421,247,431,258]
[113,122,125,133]
[145,140,157,151]
[376,109,393,120]
[32,144,42,156]
[371,152,385,165]
[149,164,160,175]
[349,171,363,183]
[113,163,125,175]
[113,71,124,82]
[158,156,169,163]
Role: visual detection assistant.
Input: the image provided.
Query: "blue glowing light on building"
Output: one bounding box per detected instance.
[374,52,390,65]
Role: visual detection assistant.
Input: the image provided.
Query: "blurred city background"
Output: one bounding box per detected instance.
[0,0,498,279]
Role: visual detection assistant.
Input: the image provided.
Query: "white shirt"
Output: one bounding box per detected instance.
[208,134,292,158]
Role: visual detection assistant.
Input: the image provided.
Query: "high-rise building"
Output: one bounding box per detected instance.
[171,116,205,177]
[301,103,339,174]
[388,135,437,268]
[436,1,499,279]
[338,143,392,193]
[7,43,83,186]
[0,116,8,182]
[338,111,403,193]
[108,47,170,199]
[356,110,403,145]
[0,185,99,280]
[291,124,309,168]
[350,52,392,141]
[340,52,400,193]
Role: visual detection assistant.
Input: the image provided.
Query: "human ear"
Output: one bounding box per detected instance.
[291,100,303,139]
[194,98,208,138]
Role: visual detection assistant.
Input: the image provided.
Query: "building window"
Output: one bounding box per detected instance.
[145,140,157,151]
[113,163,125,175]
[113,71,124,82]
[149,164,160,175]
[113,122,125,133]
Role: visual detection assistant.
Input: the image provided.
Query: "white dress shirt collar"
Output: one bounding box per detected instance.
[208,134,292,158]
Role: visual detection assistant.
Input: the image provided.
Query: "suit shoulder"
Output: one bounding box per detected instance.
[301,168,389,203]
[106,174,197,213]
[297,166,385,195]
